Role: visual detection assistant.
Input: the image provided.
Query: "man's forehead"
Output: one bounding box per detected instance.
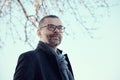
[43,18,62,25]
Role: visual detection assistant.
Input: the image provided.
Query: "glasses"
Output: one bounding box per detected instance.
[41,24,65,32]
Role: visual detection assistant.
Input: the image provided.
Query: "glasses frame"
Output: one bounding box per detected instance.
[40,24,65,32]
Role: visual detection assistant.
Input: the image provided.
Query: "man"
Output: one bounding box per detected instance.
[14,15,74,80]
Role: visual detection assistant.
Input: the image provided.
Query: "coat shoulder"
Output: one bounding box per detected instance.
[19,49,45,62]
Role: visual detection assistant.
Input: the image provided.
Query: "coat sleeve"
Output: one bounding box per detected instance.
[13,52,36,80]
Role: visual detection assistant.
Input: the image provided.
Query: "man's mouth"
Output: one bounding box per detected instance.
[52,36,59,40]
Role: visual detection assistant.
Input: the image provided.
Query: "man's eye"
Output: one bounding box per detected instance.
[57,26,62,29]
[48,24,56,28]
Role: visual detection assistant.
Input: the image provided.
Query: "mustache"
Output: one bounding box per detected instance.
[50,33,61,37]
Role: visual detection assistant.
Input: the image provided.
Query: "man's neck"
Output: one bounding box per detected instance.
[40,40,58,52]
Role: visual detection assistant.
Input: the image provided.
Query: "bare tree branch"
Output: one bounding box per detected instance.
[0,0,116,48]
[34,0,40,17]
[24,20,28,42]
[0,0,6,16]
[17,0,29,19]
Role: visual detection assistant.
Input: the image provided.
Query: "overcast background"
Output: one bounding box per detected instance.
[0,0,120,80]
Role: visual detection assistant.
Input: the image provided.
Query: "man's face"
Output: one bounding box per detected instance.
[38,18,63,48]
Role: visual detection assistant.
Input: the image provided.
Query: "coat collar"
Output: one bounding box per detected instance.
[36,41,63,56]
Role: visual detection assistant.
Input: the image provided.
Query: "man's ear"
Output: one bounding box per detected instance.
[37,29,41,36]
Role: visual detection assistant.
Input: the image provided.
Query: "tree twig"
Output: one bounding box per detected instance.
[0,0,6,15]
[17,0,29,20]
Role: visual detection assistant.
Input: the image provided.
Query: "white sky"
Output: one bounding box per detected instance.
[0,0,120,80]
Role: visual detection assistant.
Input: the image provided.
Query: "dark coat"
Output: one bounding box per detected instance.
[14,42,74,80]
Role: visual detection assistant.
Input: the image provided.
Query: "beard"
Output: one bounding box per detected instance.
[47,33,62,47]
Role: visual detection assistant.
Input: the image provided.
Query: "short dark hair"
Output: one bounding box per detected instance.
[39,15,59,27]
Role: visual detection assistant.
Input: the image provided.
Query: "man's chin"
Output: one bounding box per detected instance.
[50,40,61,46]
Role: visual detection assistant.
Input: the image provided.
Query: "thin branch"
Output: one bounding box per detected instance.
[0,0,6,15]
[11,21,22,41]
[82,1,95,18]
[27,41,34,49]
[28,15,38,28]
[41,0,48,15]
[24,20,28,42]
[67,0,94,38]
[34,0,40,17]
[18,0,38,28]
[0,37,4,48]
[56,0,63,13]
[103,0,110,16]
[17,0,29,20]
